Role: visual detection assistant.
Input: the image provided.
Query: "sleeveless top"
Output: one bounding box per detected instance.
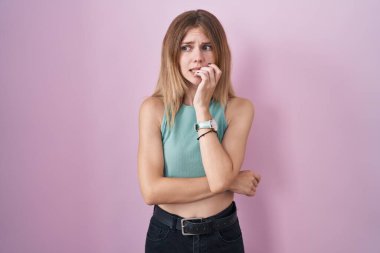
[161,99,228,178]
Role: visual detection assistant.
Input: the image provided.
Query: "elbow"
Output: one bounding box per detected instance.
[209,184,227,194]
[209,178,231,194]
[209,164,234,194]
[143,195,155,206]
[142,188,157,206]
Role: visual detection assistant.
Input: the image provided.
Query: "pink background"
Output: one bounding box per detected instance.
[1,0,379,252]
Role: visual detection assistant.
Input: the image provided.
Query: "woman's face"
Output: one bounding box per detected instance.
[179,27,215,85]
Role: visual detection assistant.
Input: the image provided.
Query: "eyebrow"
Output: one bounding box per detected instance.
[181,41,212,45]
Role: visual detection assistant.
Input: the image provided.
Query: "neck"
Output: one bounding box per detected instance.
[182,86,197,106]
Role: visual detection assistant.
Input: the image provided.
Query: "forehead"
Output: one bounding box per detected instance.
[181,27,210,43]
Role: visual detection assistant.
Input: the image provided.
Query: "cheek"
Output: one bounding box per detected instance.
[179,60,189,74]
[205,53,215,63]
[180,64,187,75]
[178,58,185,70]
[208,53,216,62]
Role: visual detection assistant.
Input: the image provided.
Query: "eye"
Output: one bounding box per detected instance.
[181,45,191,51]
[202,44,212,51]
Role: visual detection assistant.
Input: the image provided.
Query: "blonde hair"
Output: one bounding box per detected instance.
[152,9,235,127]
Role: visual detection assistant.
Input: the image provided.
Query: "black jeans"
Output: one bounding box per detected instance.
[145,201,245,253]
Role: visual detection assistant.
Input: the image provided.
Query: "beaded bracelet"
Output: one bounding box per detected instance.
[197,129,217,141]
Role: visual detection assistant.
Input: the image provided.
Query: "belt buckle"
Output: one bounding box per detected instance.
[181,217,203,236]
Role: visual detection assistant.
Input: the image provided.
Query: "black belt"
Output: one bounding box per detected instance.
[152,204,238,236]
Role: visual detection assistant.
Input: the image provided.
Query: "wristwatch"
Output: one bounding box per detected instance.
[194,119,218,132]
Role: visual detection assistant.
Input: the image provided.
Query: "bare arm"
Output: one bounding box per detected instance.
[137,97,258,205]
[138,97,219,205]
[192,64,255,193]
[196,98,255,193]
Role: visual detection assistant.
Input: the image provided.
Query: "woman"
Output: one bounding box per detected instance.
[138,9,261,253]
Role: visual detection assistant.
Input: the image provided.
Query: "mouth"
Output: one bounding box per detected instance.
[189,67,203,75]
[189,67,201,71]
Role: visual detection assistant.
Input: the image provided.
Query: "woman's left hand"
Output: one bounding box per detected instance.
[193,63,222,111]
[228,170,261,197]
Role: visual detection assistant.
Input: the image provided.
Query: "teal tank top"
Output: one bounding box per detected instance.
[161,99,228,178]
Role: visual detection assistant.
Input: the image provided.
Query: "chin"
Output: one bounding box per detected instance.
[186,76,201,86]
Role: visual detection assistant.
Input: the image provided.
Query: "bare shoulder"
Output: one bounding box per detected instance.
[225,97,255,124]
[139,96,165,128]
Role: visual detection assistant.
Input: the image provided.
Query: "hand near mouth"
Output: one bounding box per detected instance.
[193,63,222,113]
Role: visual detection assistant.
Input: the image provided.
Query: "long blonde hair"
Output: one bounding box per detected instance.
[152,9,235,127]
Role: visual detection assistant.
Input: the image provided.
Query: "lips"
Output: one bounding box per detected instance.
[189,67,202,72]
[190,69,201,77]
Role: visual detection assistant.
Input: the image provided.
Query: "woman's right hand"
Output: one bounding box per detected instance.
[193,63,222,112]
[228,170,261,196]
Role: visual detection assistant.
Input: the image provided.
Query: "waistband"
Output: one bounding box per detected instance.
[152,201,238,236]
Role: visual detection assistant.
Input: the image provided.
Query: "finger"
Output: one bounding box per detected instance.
[209,67,216,86]
[256,174,261,183]
[206,64,216,85]
[207,63,222,82]
[252,172,260,182]
[195,71,208,84]
[207,63,221,74]
[250,174,258,186]
[251,185,256,193]
[196,70,209,81]
[200,67,214,85]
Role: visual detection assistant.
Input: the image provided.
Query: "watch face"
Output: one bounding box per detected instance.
[195,119,218,132]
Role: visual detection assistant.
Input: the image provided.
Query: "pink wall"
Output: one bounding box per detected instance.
[1,0,379,252]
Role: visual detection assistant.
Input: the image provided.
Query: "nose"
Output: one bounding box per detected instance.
[193,47,204,63]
